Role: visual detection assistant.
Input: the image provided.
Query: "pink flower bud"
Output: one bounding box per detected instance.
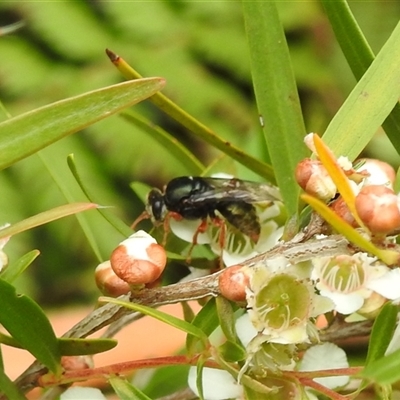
[218,265,249,302]
[357,158,396,187]
[330,197,357,227]
[95,260,131,297]
[355,185,400,234]
[110,230,167,285]
[295,158,336,201]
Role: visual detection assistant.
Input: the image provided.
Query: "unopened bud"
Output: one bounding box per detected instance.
[295,159,336,201]
[218,265,249,302]
[95,260,131,297]
[355,185,400,234]
[110,231,167,285]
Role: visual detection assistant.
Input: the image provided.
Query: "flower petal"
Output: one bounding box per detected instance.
[367,268,400,300]
[235,312,258,347]
[319,289,364,314]
[188,367,242,400]
[60,387,107,400]
[299,343,349,389]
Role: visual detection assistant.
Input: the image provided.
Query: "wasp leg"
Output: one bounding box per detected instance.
[211,217,227,269]
[130,210,151,230]
[184,218,208,264]
[162,211,183,246]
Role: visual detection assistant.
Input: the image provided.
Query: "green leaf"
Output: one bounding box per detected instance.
[0,250,40,283]
[195,359,205,400]
[242,0,308,215]
[366,303,398,365]
[321,0,400,153]
[100,297,209,347]
[109,376,152,400]
[58,337,117,356]
[0,203,99,240]
[130,181,152,205]
[186,298,219,355]
[362,348,400,385]
[0,78,165,170]
[0,278,61,375]
[321,20,400,160]
[0,368,26,400]
[39,149,103,262]
[143,365,189,398]
[218,340,246,363]
[67,154,132,238]
[0,333,117,356]
[121,110,205,175]
[106,49,275,181]
[216,296,237,344]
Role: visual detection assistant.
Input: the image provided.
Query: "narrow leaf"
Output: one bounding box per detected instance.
[106,49,275,181]
[218,341,246,363]
[321,20,400,160]
[0,250,40,283]
[58,338,117,356]
[216,296,237,344]
[321,0,400,152]
[0,369,26,400]
[0,202,98,240]
[362,348,400,385]
[366,303,398,365]
[242,0,308,215]
[0,334,117,356]
[121,110,204,175]
[67,154,132,238]
[0,278,61,374]
[99,297,209,346]
[39,146,105,260]
[0,78,165,170]
[109,376,152,400]
[186,298,219,355]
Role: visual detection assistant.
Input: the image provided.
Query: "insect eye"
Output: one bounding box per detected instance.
[147,189,165,221]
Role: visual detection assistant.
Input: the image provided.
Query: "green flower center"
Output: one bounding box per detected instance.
[254,274,311,330]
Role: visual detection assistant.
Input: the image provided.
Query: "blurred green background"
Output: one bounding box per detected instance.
[0,1,398,306]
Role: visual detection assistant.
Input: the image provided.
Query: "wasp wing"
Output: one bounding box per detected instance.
[183,178,281,205]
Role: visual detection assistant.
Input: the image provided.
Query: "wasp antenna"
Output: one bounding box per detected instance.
[130,210,151,230]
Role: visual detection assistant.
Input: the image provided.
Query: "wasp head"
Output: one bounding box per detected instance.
[146,188,167,222]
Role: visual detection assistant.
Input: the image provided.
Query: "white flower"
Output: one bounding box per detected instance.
[311,253,392,315]
[367,268,400,300]
[298,343,349,389]
[169,201,284,267]
[168,218,211,245]
[60,387,107,400]
[188,367,242,400]
[235,312,259,347]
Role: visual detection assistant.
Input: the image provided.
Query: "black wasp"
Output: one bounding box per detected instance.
[133,176,281,244]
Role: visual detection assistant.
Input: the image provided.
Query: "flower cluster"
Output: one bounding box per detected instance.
[94,134,400,399]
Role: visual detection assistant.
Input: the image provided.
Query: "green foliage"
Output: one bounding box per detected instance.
[0,278,61,375]
[0,1,400,399]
